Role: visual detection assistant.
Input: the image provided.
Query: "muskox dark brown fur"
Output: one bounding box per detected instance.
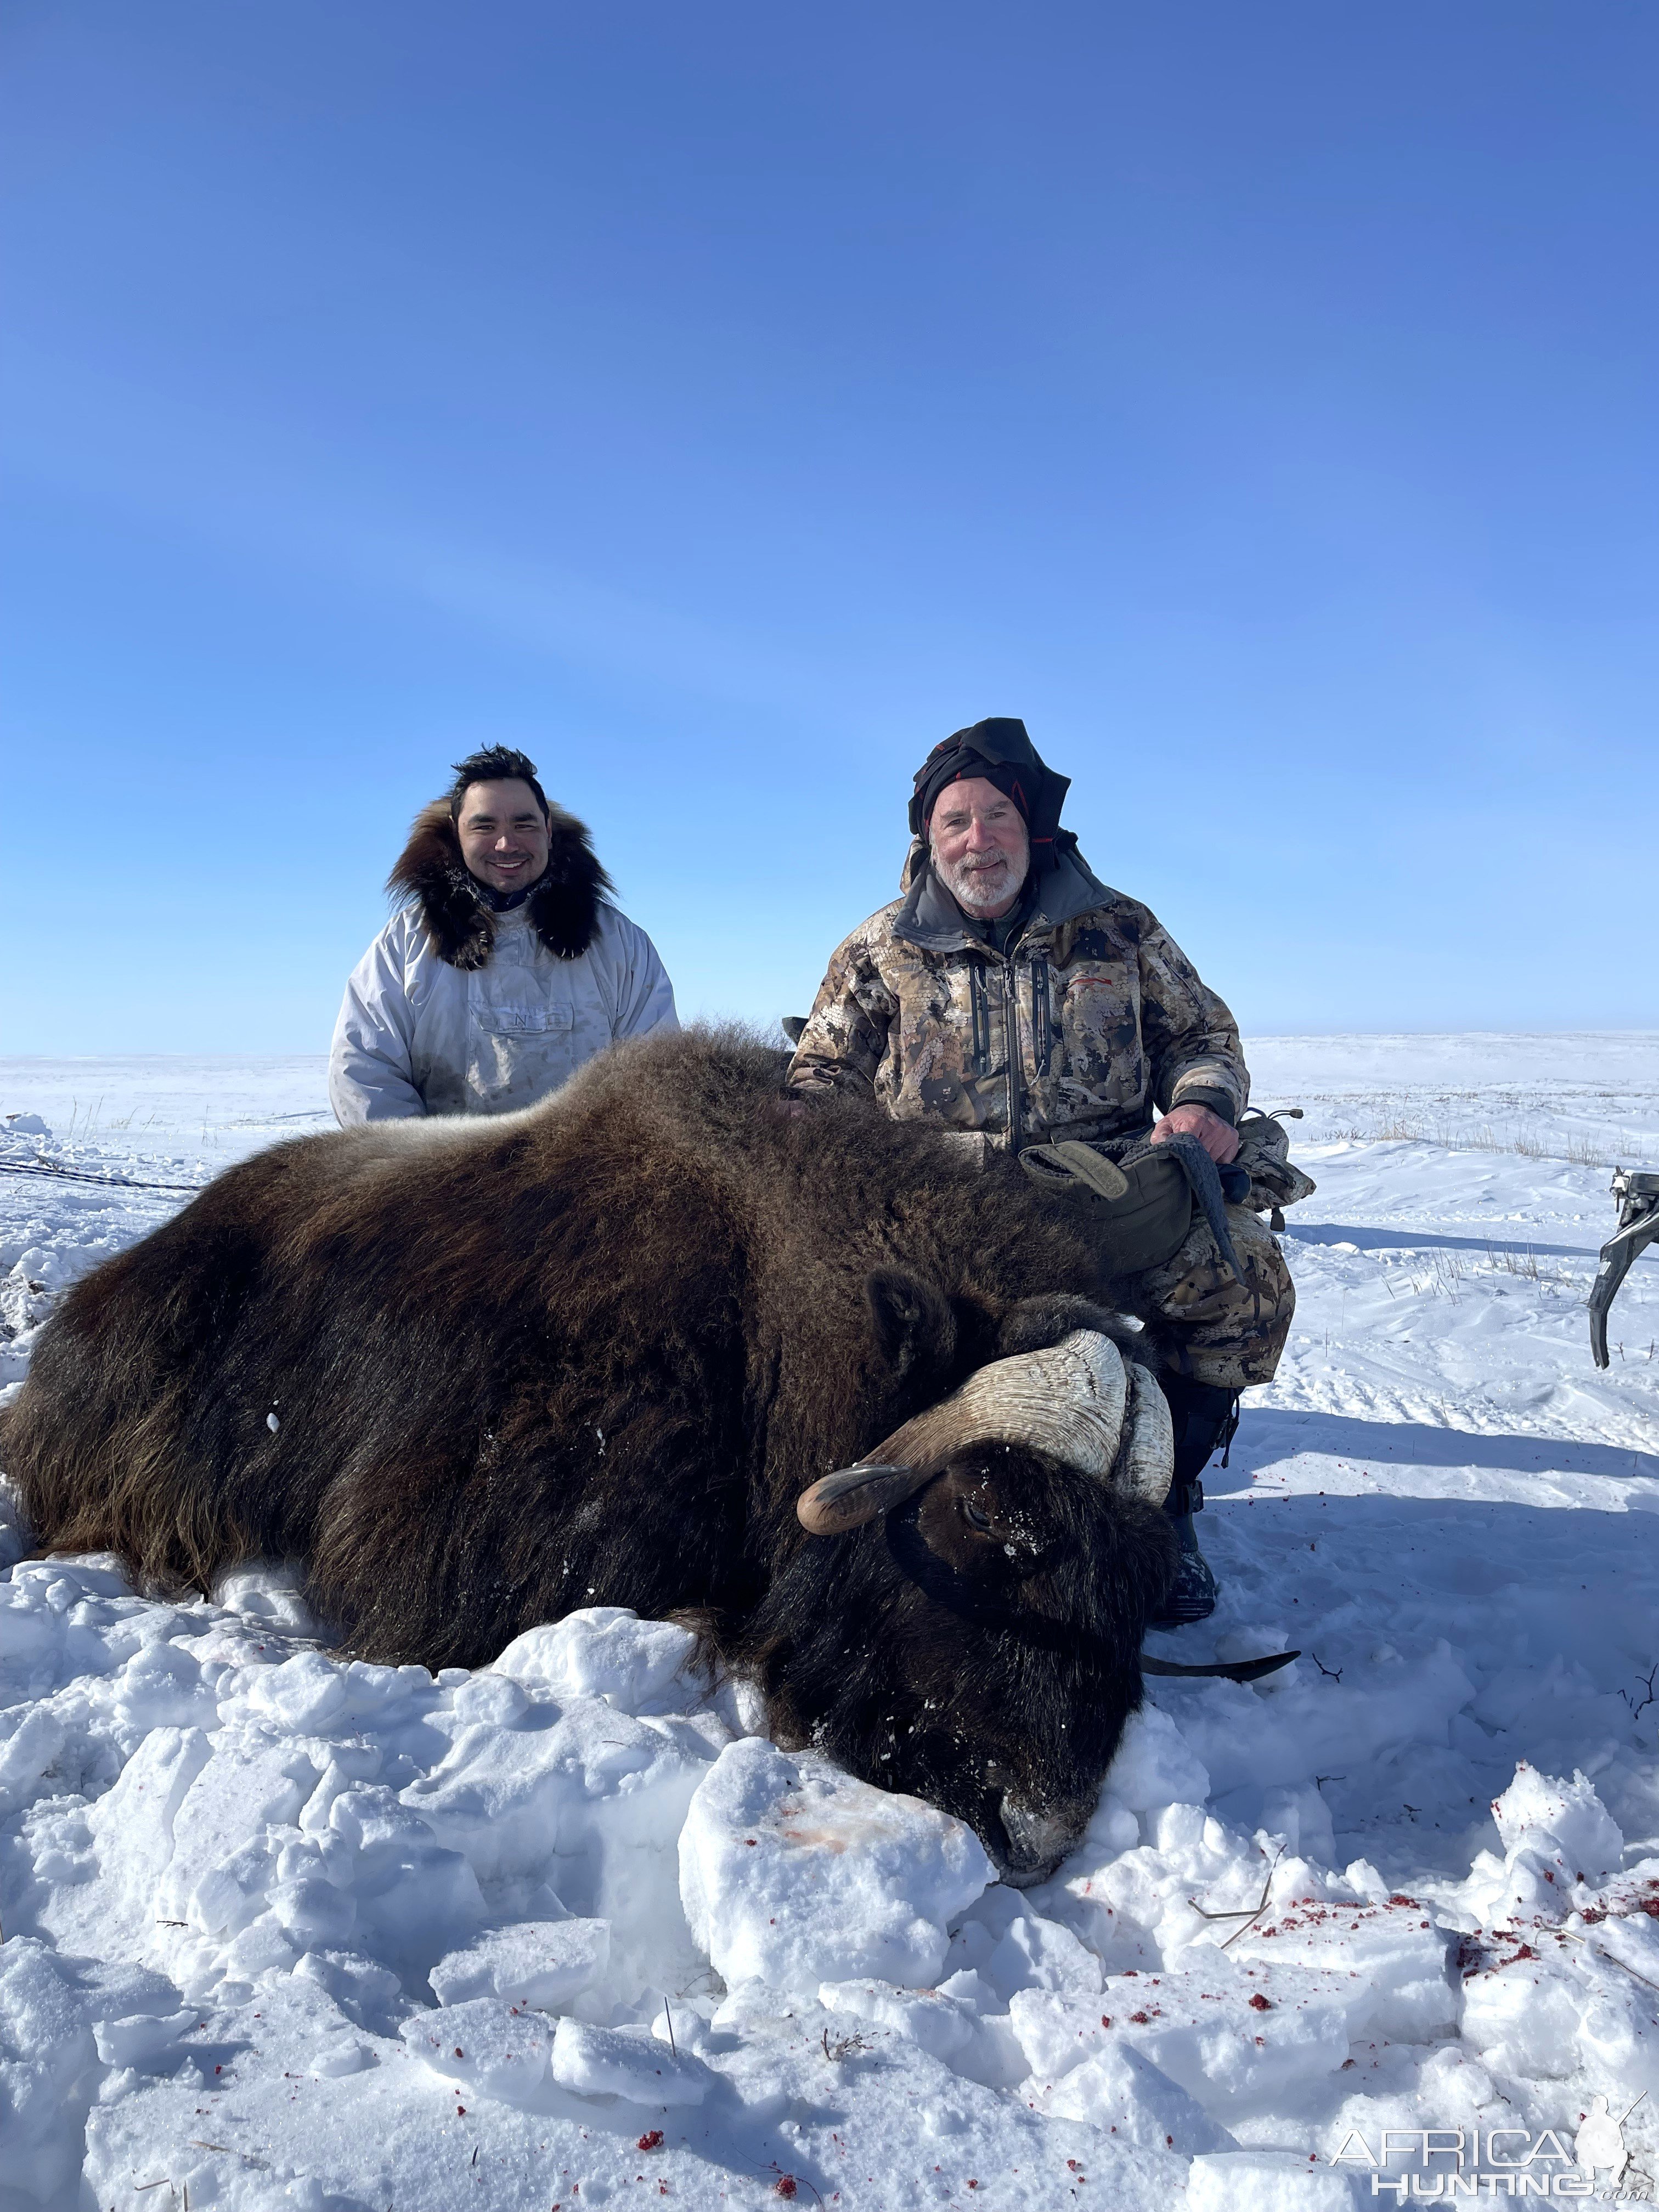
[1,1027,1175,1881]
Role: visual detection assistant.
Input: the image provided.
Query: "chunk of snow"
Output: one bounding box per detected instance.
[400,1996,555,2107]
[308,2034,371,2076]
[1102,1703,1211,1815]
[982,1910,1104,2004]
[1491,1762,1624,1880]
[491,1607,701,1713]
[679,1736,991,1993]
[92,2006,198,2069]
[1227,1895,1458,2044]
[245,1650,352,1733]
[212,1561,325,1635]
[819,1977,977,2066]
[1037,2037,1237,2154]
[430,1917,611,2010]
[550,2016,713,2105]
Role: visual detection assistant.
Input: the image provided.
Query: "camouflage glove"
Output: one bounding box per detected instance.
[1019,1139,1227,1279]
[1233,1109,1318,1231]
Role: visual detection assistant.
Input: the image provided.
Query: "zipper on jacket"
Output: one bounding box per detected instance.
[968,962,991,1076]
[1031,953,1051,1076]
[1003,955,1022,1151]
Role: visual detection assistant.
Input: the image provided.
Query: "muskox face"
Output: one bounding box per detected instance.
[898,1442,1186,1893]
[804,1442,1177,1884]
[760,1323,1182,1884]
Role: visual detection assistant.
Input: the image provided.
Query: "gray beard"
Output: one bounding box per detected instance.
[933,847,1029,916]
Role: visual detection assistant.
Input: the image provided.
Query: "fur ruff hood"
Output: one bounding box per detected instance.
[387,799,614,971]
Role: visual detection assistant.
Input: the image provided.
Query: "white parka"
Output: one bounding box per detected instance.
[328,800,678,1124]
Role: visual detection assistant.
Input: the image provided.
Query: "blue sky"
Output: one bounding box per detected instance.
[2,2,1655,1054]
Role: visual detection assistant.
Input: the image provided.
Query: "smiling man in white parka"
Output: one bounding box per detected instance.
[329,746,678,1124]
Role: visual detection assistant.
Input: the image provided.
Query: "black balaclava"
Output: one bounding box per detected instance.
[907,717,1071,873]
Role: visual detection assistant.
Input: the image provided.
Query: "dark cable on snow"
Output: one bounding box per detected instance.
[0,1158,206,1196]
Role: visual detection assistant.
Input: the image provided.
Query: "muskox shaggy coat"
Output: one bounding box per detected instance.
[3,1028,1175,1880]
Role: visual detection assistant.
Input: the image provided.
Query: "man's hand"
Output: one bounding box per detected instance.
[1150,1103,1240,1165]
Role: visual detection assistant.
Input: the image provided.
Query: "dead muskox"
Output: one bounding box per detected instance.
[1,1027,1178,1882]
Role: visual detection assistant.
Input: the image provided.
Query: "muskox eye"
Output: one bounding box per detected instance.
[961,1499,992,1533]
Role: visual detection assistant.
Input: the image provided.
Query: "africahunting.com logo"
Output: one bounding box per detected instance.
[1332,2100,1652,2199]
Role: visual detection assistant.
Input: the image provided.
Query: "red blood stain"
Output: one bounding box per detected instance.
[638,2131,664,2152]
[1248,1994,1272,2012]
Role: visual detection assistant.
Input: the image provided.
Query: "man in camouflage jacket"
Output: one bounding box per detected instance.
[787,718,1312,1626]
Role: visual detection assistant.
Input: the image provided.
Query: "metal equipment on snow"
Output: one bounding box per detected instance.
[1589,1167,1659,1369]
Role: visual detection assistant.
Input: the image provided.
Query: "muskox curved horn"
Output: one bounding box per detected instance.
[1111,1359,1176,1508]
[796,1330,1130,1536]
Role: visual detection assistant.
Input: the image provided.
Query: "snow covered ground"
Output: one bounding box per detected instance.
[1,1034,1657,2210]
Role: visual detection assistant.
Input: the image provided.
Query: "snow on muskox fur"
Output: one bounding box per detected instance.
[1,1025,1177,1883]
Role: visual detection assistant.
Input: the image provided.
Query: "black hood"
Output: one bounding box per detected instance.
[907,718,1072,873]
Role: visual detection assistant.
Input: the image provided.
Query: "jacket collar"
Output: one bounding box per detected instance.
[386,799,613,972]
[891,835,1112,955]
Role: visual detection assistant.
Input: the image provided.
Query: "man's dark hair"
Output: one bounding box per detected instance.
[448,746,551,821]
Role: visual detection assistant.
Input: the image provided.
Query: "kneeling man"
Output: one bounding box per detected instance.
[330,746,676,1123]
[787,718,1310,1626]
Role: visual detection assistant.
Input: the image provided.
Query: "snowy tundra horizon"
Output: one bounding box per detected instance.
[1,1031,1657,2210]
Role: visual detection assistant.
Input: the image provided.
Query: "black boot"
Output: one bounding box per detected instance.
[1148,1376,1240,1629]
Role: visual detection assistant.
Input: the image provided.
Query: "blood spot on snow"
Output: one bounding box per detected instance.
[1130,2011,1150,2024]
[775,2179,798,2199]
[639,2131,664,2152]
[1248,1994,1272,2012]
[1099,2016,1111,2028]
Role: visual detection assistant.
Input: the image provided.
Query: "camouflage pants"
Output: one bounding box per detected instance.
[1120,1204,1295,1390]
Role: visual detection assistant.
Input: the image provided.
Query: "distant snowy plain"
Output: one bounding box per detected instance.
[1,1034,1656,2210]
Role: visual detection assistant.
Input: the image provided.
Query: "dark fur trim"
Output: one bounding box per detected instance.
[386,799,614,970]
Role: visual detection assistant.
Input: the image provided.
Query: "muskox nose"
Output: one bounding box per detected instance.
[996,1795,1092,1889]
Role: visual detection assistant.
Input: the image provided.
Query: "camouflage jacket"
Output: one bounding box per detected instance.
[786,843,1250,1152]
